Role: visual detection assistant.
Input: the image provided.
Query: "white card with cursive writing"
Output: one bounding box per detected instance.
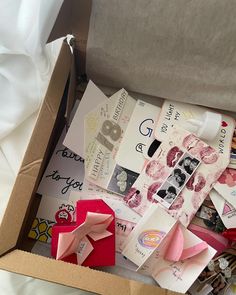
[37,128,85,200]
[210,189,236,229]
[115,100,161,174]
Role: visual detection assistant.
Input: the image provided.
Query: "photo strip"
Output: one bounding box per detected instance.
[155,152,201,208]
[177,153,200,175]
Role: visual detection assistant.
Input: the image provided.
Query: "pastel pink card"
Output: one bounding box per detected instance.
[51,199,115,267]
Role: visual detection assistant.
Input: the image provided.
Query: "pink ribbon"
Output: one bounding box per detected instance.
[164,224,208,262]
[56,212,113,265]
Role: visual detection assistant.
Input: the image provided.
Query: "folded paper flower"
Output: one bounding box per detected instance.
[51,199,115,267]
[164,223,208,262]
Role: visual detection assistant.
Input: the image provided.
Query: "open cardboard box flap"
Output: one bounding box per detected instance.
[0,1,236,294]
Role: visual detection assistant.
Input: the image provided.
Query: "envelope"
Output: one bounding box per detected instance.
[51,199,115,267]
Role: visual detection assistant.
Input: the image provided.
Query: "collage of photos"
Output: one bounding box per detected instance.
[155,152,201,208]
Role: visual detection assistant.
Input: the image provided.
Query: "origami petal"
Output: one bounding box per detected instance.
[164,224,184,262]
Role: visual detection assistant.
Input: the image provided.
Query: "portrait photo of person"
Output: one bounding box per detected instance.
[168,168,187,188]
[156,184,178,204]
[178,154,200,175]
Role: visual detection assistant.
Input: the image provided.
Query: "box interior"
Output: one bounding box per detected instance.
[1,1,236,294]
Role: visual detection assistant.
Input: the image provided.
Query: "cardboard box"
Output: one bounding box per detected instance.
[1,1,235,294]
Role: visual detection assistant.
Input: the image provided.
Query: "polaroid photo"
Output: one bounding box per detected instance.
[107,164,139,196]
[177,152,201,175]
[155,181,180,208]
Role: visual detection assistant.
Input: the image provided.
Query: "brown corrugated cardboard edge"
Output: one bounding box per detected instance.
[0,250,180,295]
[0,41,72,256]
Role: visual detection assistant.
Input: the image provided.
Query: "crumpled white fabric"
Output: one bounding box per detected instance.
[0,0,63,140]
[0,1,87,294]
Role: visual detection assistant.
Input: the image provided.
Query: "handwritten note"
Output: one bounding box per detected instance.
[37,128,85,200]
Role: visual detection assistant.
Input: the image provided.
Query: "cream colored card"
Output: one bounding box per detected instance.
[139,223,216,294]
[214,168,236,209]
[63,80,108,158]
[84,88,137,195]
[124,127,229,227]
[115,100,161,173]
[154,100,235,158]
[122,204,176,267]
[210,189,236,229]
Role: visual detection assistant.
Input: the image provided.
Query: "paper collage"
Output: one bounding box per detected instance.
[84,88,137,195]
[124,127,229,227]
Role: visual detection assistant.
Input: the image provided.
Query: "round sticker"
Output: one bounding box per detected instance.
[138,230,165,249]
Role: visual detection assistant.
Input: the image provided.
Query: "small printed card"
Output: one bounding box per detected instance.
[37,128,85,200]
[124,127,229,227]
[84,88,137,196]
[210,189,236,229]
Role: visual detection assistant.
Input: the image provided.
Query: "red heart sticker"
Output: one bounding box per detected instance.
[222,121,228,127]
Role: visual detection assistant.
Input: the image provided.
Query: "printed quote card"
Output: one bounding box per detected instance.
[37,128,85,200]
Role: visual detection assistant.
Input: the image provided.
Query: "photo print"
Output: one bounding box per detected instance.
[168,168,188,189]
[194,199,225,233]
[108,164,139,196]
[155,181,180,208]
[178,153,200,175]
